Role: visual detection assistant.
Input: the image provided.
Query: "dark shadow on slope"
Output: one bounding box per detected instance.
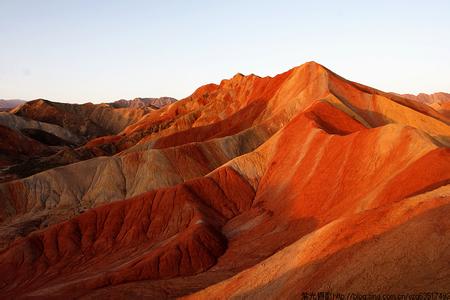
[21,128,76,146]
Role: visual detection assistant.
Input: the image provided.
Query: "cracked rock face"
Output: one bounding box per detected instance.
[1,62,450,298]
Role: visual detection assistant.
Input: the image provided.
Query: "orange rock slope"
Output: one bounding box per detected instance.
[0,62,450,298]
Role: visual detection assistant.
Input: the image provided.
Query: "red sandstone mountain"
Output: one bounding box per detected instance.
[0,62,449,298]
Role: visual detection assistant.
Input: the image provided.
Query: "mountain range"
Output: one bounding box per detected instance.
[0,62,449,298]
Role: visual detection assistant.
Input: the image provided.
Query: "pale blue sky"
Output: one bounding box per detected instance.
[1,0,449,103]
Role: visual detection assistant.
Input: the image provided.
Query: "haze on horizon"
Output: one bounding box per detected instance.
[1,0,449,104]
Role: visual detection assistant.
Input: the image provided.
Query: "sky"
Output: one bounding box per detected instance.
[0,0,449,103]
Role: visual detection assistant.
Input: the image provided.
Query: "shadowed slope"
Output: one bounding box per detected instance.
[0,112,82,144]
[0,125,53,165]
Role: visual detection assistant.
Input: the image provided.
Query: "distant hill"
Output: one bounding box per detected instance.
[11,98,148,139]
[393,92,450,118]
[0,99,26,111]
[398,92,450,105]
[110,97,177,109]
